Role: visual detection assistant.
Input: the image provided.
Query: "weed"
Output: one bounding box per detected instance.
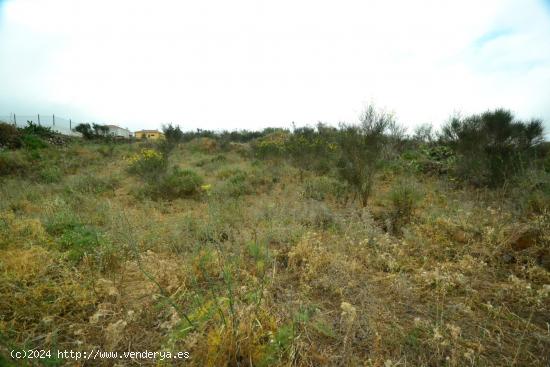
[0,123,22,149]
[0,151,29,176]
[302,175,349,202]
[21,134,48,150]
[213,169,253,198]
[147,168,204,200]
[388,180,423,234]
[70,174,120,194]
[37,166,62,183]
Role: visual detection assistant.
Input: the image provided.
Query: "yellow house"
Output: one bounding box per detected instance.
[134,129,165,140]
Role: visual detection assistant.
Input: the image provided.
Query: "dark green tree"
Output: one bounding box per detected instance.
[74,123,94,139]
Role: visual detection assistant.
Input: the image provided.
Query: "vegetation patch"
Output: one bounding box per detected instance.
[1,110,549,366]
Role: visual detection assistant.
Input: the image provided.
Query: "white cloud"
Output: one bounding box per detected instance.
[0,0,549,132]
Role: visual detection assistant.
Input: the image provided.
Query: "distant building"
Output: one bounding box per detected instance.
[105,125,131,138]
[134,129,165,140]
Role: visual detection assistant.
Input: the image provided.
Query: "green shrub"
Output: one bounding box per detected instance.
[388,181,423,234]
[71,174,120,194]
[0,151,29,176]
[440,109,545,187]
[510,171,550,215]
[58,225,117,269]
[302,175,349,201]
[162,123,184,145]
[260,324,295,366]
[0,123,22,149]
[148,168,204,200]
[216,168,243,180]
[44,210,82,236]
[74,123,94,139]
[127,148,167,181]
[336,106,397,206]
[21,121,55,139]
[21,134,48,150]
[285,124,338,176]
[297,200,338,230]
[400,145,455,175]
[98,144,116,157]
[212,169,254,198]
[248,166,279,188]
[251,131,289,159]
[38,166,62,183]
[59,225,101,264]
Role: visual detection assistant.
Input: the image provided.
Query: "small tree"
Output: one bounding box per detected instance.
[74,123,94,139]
[336,105,396,206]
[159,123,185,158]
[163,123,184,144]
[92,123,109,137]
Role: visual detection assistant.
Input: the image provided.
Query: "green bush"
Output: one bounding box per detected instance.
[98,144,116,157]
[59,225,102,264]
[71,174,120,194]
[74,123,94,139]
[44,210,82,236]
[37,166,62,183]
[297,200,338,230]
[336,106,398,206]
[162,123,184,144]
[213,169,254,198]
[21,134,48,150]
[216,168,244,180]
[127,148,167,181]
[148,168,204,200]
[0,123,22,149]
[248,166,279,188]
[388,181,423,234]
[302,175,349,201]
[440,109,545,187]
[251,131,289,159]
[510,170,550,215]
[21,121,55,139]
[58,225,117,270]
[285,124,338,176]
[0,151,29,176]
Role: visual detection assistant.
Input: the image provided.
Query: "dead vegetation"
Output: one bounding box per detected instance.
[0,116,549,366]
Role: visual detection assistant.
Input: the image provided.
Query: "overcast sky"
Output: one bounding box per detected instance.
[1,0,549,132]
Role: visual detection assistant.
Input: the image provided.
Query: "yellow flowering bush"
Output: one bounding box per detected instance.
[127,148,167,180]
[251,131,289,159]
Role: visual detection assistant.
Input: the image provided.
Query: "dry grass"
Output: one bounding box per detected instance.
[0,140,549,366]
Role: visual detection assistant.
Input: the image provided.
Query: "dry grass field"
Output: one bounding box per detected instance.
[1,114,549,366]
